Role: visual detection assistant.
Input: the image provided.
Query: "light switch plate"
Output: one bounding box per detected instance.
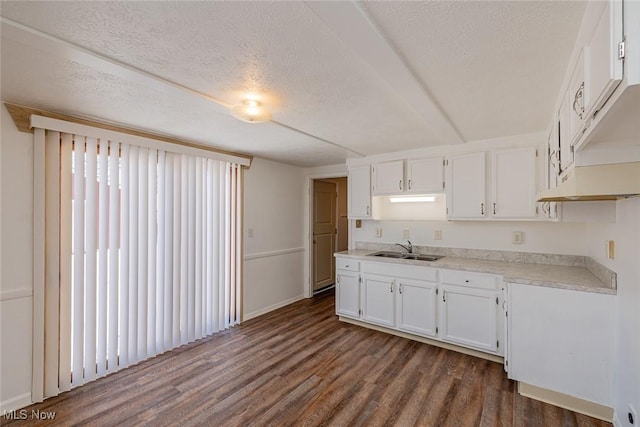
[375,228,383,238]
[434,230,442,240]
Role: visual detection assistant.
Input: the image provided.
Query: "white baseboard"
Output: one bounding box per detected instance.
[0,392,32,413]
[518,382,613,422]
[242,294,305,321]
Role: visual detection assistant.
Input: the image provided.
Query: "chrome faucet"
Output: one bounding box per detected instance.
[395,240,413,254]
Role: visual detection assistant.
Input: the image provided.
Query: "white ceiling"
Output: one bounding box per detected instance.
[1,1,586,167]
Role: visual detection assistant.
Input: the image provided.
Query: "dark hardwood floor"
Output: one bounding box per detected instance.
[2,290,610,426]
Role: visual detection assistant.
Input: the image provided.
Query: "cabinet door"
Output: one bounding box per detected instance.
[585,0,623,118]
[439,285,498,353]
[567,50,586,146]
[372,160,404,195]
[336,271,360,319]
[491,147,537,218]
[446,152,486,219]
[361,274,395,328]
[396,279,437,337]
[406,157,444,193]
[348,165,371,218]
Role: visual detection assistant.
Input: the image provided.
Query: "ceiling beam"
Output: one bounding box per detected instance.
[305,1,465,145]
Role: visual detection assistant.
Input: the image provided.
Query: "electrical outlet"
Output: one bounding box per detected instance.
[512,231,523,244]
[434,230,442,240]
[375,228,383,238]
[629,403,638,425]
[402,229,410,239]
[355,219,362,228]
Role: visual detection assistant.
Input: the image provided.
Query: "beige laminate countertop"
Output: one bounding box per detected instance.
[335,249,615,295]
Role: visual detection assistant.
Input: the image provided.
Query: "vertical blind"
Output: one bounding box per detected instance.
[35,127,243,400]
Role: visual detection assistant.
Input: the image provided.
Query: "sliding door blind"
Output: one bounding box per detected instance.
[34,127,243,400]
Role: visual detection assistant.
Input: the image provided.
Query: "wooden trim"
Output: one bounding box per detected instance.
[4,103,253,166]
[518,382,614,422]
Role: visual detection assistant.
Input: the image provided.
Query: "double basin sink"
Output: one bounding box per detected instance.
[367,251,443,262]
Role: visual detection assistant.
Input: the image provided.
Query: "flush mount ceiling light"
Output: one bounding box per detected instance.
[231,99,272,123]
[389,195,436,203]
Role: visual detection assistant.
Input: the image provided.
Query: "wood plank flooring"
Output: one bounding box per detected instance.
[2,290,611,426]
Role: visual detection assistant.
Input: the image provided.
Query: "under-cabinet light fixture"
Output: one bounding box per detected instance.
[389,195,436,203]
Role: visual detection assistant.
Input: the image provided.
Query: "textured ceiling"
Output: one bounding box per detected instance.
[1,1,586,167]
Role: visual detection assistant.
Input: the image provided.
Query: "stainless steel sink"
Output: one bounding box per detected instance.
[368,251,442,262]
[368,251,405,258]
[401,254,442,262]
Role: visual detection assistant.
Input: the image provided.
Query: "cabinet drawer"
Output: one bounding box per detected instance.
[362,262,437,282]
[441,269,500,291]
[336,258,359,272]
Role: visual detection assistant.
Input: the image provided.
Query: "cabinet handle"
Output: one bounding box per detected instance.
[390,282,394,293]
[337,275,340,284]
[493,203,496,215]
[399,284,402,294]
[480,203,485,215]
[442,290,446,302]
[399,180,402,190]
[572,82,584,119]
[366,205,370,216]
[408,179,412,190]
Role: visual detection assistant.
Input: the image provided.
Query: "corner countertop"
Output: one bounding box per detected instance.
[335,249,615,295]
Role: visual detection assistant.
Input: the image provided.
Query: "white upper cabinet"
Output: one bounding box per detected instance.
[446,148,539,220]
[348,165,371,219]
[491,148,537,218]
[584,0,624,119]
[446,152,487,219]
[406,157,444,193]
[372,160,404,195]
[372,157,444,196]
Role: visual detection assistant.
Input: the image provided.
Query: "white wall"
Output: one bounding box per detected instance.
[586,197,640,426]
[243,157,306,320]
[0,106,34,411]
[352,219,589,255]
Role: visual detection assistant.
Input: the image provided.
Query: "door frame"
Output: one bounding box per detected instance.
[304,171,348,299]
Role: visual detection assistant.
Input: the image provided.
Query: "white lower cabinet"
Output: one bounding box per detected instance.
[507,283,614,406]
[439,269,502,354]
[361,274,395,327]
[439,285,498,353]
[396,278,438,337]
[335,259,360,319]
[335,257,504,358]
